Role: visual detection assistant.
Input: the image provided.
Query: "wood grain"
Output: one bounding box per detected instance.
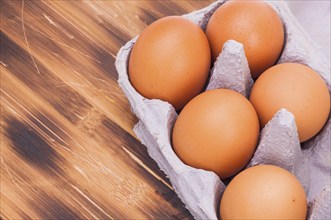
[1,0,214,219]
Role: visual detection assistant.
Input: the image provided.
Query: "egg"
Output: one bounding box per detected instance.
[206,1,284,78]
[129,16,211,110]
[220,165,307,219]
[172,89,259,179]
[249,63,330,142]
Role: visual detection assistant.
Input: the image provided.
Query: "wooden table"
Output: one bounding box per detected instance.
[1,0,215,219]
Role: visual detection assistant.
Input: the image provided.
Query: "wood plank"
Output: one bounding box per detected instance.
[1,0,214,219]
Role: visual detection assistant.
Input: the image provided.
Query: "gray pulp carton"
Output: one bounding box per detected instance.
[115,1,330,219]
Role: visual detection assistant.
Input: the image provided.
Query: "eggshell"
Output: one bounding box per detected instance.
[249,63,330,142]
[206,0,284,78]
[129,16,211,110]
[172,89,259,179]
[220,165,307,219]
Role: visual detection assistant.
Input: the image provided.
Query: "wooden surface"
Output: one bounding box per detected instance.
[0,0,214,219]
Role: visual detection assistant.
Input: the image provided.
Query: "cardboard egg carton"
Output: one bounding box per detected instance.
[115,1,330,219]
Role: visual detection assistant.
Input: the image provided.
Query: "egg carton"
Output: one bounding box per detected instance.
[115,0,331,219]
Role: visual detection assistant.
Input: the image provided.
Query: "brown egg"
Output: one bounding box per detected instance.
[206,1,284,78]
[172,89,259,179]
[129,16,211,110]
[220,165,307,219]
[250,63,330,142]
